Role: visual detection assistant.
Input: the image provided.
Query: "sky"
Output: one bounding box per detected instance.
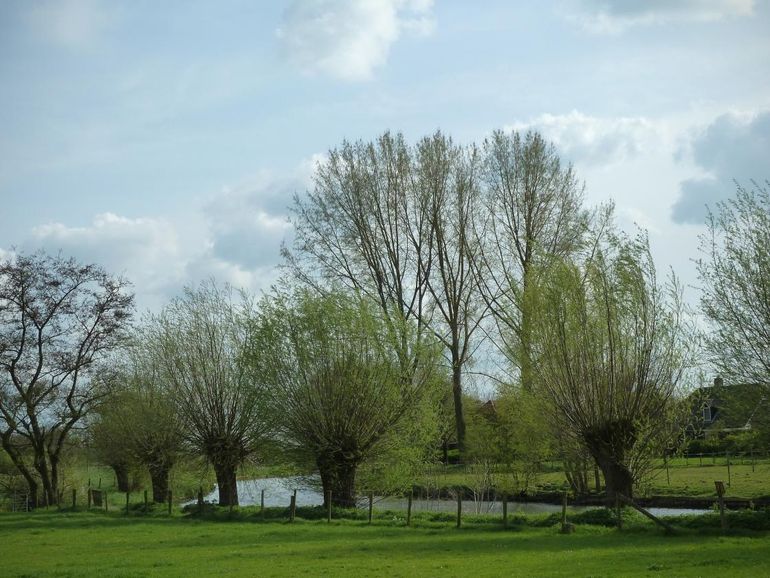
[1,0,768,313]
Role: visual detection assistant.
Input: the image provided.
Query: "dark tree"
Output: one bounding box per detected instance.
[0,251,133,507]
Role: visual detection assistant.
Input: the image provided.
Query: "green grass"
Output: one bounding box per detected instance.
[413,458,770,501]
[1,509,769,577]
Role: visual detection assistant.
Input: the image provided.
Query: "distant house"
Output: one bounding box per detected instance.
[695,377,767,439]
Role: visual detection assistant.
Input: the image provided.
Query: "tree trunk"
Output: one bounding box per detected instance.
[112,463,130,492]
[584,420,636,499]
[452,360,466,456]
[213,462,238,507]
[317,454,358,508]
[148,463,170,503]
[594,454,634,498]
[33,449,55,507]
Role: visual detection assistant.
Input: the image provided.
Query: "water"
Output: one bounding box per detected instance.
[196,476,710,517]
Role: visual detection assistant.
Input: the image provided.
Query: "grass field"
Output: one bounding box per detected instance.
[1,509,769,577]
[417,457,770,501]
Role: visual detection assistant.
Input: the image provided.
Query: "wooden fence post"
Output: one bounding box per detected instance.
[664,456,670,486]
[726,451,732,487]
[406,492,412,527]
[72,489,77,509]
[126,492,130,514]
[456,492,462,528]
[289,491,296,522]
[167,490,172,515]
[260,489,265,515]
[87,488,92,509]
[715,481,727,533]
[561,492,567,527]
[368,492,373,525]
[197,487,203,515]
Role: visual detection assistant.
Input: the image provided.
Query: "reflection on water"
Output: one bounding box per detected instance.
[198,476,709,517]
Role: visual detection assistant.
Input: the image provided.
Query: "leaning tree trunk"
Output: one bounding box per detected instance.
[1,438,41,508]
[213,462,238,507]
[317,452,359,508]
[148,462,171,503]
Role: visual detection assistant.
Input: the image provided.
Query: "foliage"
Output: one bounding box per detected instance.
[248,290,440,506]
[143,280,268,507]
[528,225,693,497]
[90,353,184,501]
[286,131,490,454]
[698,181,770,389]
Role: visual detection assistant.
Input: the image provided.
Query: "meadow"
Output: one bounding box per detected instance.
[1,508,769,577]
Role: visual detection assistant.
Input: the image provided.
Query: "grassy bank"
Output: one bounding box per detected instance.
[1,509,769,577]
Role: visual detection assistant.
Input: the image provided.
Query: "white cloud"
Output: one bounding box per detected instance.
[565,0,754,33]
[12,156,320,311]
[27,0,112,48]
[29,213,188,309]
[276,0,435,81]
[672,110,770,223]
[505,110,663,165]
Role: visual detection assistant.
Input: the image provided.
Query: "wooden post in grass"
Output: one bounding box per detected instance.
[726,451,731,487]
[72,489,76,509]
[197,487,203,515]
[751,447,755,472]
[561,492,567,527]
[406,492,412,527]
[167,490,172,515]
[502,493,508,529]
[144,490,148,513]
[126,492,130,514]
[368,492,373,525]
[289,491,296,522]
[456,492,462,528]
[327,490,332,523]
[260,489,265,516]
[560,491,574,534]
[715,481,727,532]
[699,453,703,467]
[664,455,670,485]
[87,488,92,509]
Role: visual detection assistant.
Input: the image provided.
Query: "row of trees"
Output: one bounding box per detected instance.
[1,130,767,508]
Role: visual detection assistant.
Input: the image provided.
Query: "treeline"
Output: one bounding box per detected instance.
[1,130,768,509]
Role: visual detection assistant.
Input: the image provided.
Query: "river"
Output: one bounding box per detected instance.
[195,476,710,517]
